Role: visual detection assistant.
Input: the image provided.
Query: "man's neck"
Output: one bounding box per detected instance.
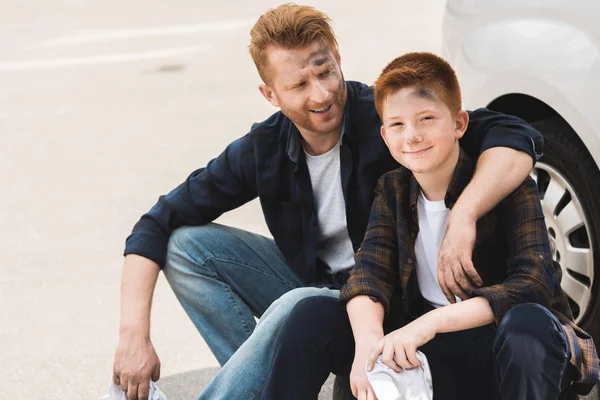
[414,146,460,202]
[301,130,342,156]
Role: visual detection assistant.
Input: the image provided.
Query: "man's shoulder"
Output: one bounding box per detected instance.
[247,110,289,138]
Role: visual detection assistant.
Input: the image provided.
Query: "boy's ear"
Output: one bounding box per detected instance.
[454,110,469,140]
[380,125,390,147]
[259,84,279,108]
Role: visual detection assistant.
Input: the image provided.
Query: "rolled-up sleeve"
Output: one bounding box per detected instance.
[472,177,555,321]
[124,134,258,268]
[340,174,401,315]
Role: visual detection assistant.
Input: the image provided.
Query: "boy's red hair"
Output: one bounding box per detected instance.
[249,3,338,84]
[374,52,462,119]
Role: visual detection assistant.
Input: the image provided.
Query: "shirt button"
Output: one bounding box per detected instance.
[407,258,414,264]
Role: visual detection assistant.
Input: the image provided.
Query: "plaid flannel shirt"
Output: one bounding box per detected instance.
[340,149,599,394]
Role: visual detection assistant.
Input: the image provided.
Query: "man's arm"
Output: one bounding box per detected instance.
[439,109,543,303]
[115,134,259,400]
[471,177,555,323]
[113,255,161,399]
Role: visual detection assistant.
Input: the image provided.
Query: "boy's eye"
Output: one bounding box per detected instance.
[390,122,404,127]
[421,116,434,121]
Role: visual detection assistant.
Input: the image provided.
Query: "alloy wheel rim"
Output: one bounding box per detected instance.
[531,163,595,323]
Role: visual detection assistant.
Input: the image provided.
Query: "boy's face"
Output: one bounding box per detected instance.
[258,40,347,138]
[380,86,468,174]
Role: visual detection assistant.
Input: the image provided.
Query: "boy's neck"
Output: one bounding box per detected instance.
[414,145,461,202]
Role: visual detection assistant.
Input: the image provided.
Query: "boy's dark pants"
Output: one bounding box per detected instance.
[262,296,575,400]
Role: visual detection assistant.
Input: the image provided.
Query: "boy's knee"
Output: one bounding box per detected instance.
[494,303,567,367]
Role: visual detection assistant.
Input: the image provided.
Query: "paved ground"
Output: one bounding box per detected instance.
[0,1,445,399]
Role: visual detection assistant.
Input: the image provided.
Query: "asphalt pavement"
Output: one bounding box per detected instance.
[0,1,444,398]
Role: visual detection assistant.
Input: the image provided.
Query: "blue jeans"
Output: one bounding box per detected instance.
[163,223,339,399]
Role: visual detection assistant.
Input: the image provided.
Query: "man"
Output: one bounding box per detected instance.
[112,5,543,400]
[261,53,599,400]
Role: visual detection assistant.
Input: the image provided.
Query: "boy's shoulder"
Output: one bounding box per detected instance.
[377,167,414,199]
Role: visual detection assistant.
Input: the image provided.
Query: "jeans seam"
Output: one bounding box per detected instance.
[209,256,298,290]
[223,281,253,337]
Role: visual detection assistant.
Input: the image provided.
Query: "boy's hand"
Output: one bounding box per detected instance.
[351,342,379,400]
[437,211,482,302]
[366,317,436,373]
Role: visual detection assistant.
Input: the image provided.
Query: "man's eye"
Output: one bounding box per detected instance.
[296,82,306,88]
[320,69,331,77]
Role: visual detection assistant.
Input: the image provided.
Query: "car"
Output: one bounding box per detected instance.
[442,0,600,398]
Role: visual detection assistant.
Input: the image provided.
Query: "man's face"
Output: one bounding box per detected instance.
[380,86,467,174]
[259,41,347,138]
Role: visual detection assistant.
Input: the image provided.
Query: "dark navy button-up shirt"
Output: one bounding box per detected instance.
[124,81,543,285]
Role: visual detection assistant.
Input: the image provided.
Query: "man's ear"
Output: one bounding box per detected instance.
[454,110,469,140]
[259,84,279,108]
[334,50,341,69]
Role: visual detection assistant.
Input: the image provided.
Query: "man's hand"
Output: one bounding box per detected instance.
[437,211,482,303]
[113,332,161,400]
[367,317,436,373]
[351,342,379,400]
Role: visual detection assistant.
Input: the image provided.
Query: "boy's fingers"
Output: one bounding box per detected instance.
[405,347,421,368]
[367,340,384,371]
[381,343,402,373]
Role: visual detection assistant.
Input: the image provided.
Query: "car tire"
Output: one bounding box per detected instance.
[530,118,600,399]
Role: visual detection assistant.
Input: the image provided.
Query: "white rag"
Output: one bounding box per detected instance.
[104,380,167,400]
[366,351,433,400]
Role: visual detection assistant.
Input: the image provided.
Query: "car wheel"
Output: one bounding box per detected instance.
[529,118,600,399]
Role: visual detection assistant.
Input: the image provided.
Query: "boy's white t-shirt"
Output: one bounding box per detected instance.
[415,190,461,308]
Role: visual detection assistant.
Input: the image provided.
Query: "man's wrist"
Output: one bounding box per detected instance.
[119,321,151,338]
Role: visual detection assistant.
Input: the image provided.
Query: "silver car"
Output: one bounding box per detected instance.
[442,0,600,398]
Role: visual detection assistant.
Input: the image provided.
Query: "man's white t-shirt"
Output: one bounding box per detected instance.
[304,140,355,274]
[415,190,461,308]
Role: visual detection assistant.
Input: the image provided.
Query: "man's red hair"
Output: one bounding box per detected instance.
[249,3,338,84]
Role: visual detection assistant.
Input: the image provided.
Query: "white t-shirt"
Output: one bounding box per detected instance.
[415,190,461,308]
[304,140,355,274]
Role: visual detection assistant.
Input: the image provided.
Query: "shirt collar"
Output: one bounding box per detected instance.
[408,148,474,210]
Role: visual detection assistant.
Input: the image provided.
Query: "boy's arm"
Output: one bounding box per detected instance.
[366,297,494,371]
[471,176,555,324]
[439,109,543,303]
[340,172,407,314]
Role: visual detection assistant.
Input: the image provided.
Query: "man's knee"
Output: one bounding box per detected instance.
[258,288,338,325]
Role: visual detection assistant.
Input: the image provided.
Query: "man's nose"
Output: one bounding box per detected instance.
[310,80,330,104]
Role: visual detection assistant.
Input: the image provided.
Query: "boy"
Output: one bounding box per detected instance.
[262,52,599,400]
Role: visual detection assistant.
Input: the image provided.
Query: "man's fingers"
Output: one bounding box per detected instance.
[461,256,482,287]
[137,380,150,400]
[112,371,121,386]
[437,262,455,304]
[454,262,474,295]
[443,267,459,303]
[127,383,139,400]
[151,364,161,382]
